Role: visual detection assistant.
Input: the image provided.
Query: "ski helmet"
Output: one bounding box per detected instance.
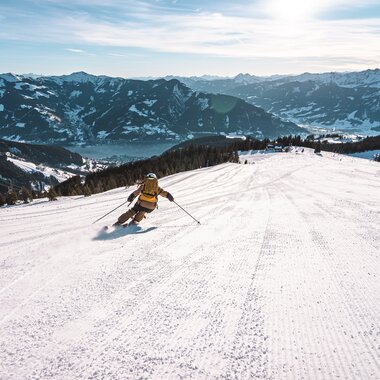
[146,173,157,179]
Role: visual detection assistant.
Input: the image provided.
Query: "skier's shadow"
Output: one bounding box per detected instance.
[94,225,157,241]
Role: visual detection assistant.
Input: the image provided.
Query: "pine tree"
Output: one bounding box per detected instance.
[314,141,322,154]
[107,176,117,191]
[47,187,58,201]
[83,185,92,196]
[6,189,18,205]
[20,186,33,204]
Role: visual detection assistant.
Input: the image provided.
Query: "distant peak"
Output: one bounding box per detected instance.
[22,73,43,79]
[0,73,23,82]
[60,72,96,81]
[235,73,251,78]
[44,71,101,84]
[234,73,261,84]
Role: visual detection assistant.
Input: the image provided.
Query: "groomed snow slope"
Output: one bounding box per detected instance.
[0,150,379,379]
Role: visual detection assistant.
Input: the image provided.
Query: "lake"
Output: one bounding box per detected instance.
[347,149,380,160]
[63,141,177,163]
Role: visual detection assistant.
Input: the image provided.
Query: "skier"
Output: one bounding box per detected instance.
[114,173,174,226]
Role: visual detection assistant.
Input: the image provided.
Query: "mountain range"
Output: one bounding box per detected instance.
[0,73,304,145]
[168,69,380,135]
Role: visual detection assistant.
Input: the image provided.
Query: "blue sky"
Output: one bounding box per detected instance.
[0,0,379,77]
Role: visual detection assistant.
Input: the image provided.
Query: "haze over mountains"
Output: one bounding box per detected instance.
[168,69,380,135]
[0,73,303,145]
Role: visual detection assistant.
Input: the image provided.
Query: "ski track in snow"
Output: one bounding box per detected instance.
[0,150,379,379]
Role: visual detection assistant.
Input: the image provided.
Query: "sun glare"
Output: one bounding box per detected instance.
[268,0,319,21]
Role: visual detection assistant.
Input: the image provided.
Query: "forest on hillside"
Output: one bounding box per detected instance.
[53,134,380,198]
[54,144,239,197]
[1,134,379,206]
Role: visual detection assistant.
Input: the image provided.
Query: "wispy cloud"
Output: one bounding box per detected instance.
[65,48,85,53]
[64,47,96,57]
[108,53,126,57]
[65,11,380,65]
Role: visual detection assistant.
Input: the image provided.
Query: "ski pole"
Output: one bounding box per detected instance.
[92,200,131,224]
[173,201,201,224]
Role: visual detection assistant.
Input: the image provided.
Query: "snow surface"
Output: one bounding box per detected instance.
[0,150,379,379]
[97,130,110,139]
[70,90,82,98]
[129,104,146,117]
[143,99,157,107]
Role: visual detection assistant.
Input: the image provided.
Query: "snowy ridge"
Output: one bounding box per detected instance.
[0,139,107,192]
[0,73,22,83]
[230,69,380,88]
[285,69,380,88]
[172,69,380,88]
[4,152,105,185]
[6,153,76,183]
[0,150,379,379]
[170,69,380,135]
[44,72,108,85]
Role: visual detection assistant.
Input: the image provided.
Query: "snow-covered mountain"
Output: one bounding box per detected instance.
[0,72,304,144]
[0,139,105,193]
[0,150,379,379]
[279,69,380,88]
[171,69,380,135]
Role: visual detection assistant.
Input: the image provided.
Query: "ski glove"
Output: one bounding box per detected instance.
[167,193,174,202]
[128,193,135,202]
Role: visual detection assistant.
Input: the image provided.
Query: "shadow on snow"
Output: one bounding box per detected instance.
[93,224,158,241]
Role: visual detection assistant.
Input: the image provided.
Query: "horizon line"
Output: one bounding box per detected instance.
[1,67,379,80]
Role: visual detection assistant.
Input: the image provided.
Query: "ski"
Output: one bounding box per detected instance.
[103,223,123,230]
[122,221,139,228]
[103,222,138,230]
